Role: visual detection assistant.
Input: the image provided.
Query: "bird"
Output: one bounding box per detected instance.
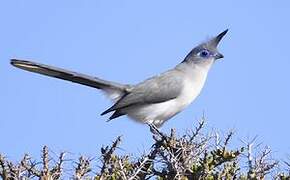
[11,29,228,127]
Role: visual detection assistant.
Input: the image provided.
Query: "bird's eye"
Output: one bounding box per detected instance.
[198,49,210,58]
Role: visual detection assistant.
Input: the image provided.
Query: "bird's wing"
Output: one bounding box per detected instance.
[11,59,131,101]
[101,70,184,115]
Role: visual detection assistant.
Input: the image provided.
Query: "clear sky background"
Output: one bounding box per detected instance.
[1,0,290,163]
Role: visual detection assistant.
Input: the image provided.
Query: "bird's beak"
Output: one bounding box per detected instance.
[210,29,228,48]
[214,52,224,59]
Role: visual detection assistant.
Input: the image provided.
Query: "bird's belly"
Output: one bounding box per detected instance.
[126,100,181,126]
[126,75,206,126]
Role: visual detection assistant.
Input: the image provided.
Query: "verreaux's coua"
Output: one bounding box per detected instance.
[11,29,228,127]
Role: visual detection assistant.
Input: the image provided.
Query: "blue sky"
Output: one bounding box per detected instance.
[1,0,290,162]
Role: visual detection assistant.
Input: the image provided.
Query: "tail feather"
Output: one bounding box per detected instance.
[11,59,130,101]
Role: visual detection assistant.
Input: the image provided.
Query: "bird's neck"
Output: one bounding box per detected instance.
[175,60,214,77]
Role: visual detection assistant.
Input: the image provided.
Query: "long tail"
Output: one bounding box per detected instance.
[11,59,130,101]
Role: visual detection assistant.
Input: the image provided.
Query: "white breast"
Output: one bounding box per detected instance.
[126,63,212,126]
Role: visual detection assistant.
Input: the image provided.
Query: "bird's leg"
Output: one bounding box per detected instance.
[147,122,159,135]
[146,122,168,140]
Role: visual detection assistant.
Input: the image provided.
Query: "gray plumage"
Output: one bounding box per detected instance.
[102,71,183,115]
[11,29,228,127]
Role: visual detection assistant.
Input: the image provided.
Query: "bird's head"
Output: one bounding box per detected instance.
[182,29,228,65]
